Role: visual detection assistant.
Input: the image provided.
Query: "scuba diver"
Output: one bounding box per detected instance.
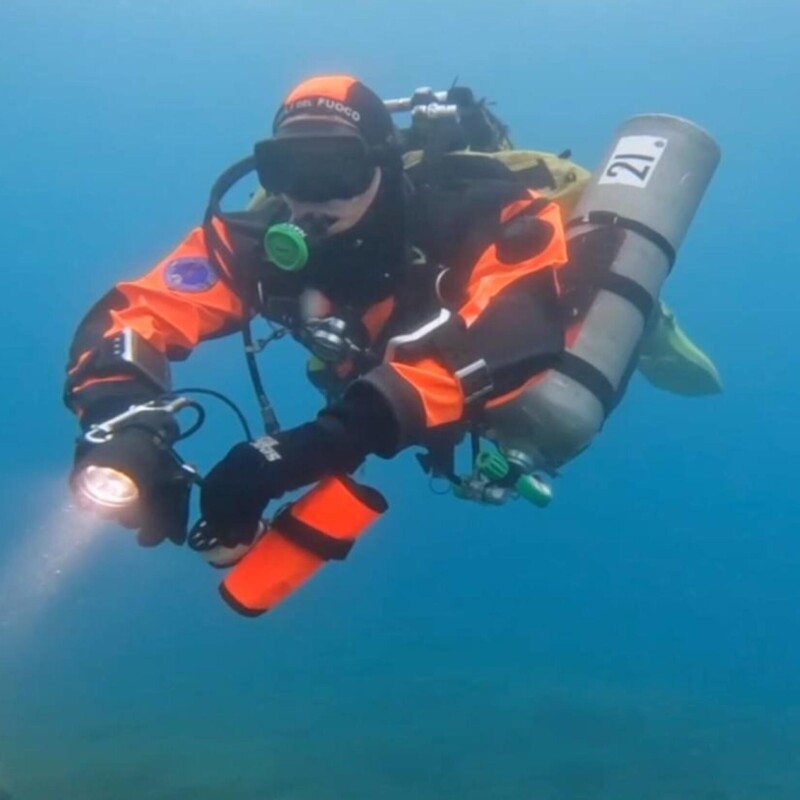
[65,75,721,615]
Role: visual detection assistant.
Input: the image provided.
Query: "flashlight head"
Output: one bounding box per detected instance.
[73,465,140,517]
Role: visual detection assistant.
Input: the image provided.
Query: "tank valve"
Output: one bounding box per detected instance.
[452,449,552,507]
[477,449,553,508]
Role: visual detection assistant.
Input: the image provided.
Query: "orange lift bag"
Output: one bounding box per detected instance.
[219,475,387,616]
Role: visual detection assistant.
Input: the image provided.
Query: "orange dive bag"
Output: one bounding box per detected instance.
[219,476,388,616]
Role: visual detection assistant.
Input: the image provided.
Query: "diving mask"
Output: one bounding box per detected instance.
[254,134,378,202]
[264,169,382,271]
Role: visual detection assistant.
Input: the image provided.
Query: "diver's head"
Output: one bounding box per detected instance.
[254,76,407,305]
[254,75,401,239]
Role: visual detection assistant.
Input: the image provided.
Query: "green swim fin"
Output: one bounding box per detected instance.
[637,301,723,396]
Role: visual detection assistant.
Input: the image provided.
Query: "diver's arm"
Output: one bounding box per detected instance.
[197,195,569,542]
[342,195,569,455]
[64,224,247,426]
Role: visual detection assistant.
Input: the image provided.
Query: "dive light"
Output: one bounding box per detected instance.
[73,396,200,521]
[72,465,140,514]
[81,396,194,445]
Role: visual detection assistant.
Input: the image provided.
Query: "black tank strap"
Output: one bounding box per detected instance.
[567,211,676,271]
[556,352,616,418]
[600,272,655,320]
[274,509,355,561]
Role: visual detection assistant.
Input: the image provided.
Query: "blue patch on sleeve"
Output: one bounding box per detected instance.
[164,257,218,293]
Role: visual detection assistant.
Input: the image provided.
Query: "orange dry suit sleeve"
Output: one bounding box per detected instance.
[338,193,569,455]
[64,223,247,425]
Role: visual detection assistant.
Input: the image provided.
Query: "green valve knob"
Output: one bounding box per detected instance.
[476,450,509,482]
[306,354,327,373]
[264,223,309,272]
[515,474,553,508]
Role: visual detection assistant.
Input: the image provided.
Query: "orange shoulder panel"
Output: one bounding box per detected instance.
[459,195,568,327]
[380,193,567,431]
[389,358,464,428]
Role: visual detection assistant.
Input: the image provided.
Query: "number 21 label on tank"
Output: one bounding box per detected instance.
[598,135,668,188]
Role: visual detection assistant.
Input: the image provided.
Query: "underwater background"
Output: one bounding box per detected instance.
[1,0,798,797]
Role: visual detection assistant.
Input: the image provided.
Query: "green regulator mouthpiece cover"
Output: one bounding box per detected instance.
[265,223,309,272]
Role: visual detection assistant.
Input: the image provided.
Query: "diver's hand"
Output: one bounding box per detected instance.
[72,419,190,547]
[197,440,279,548]
[198,418,369,547]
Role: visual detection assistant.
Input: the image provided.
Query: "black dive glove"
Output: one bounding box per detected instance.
[196,416,366,547]
[72,411,190,547]
[196,383,398,548]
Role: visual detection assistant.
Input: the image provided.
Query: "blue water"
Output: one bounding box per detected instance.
[1,1,798,797]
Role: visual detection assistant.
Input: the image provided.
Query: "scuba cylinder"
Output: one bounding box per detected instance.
[217,476,387,616]
[485,115,721,470]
